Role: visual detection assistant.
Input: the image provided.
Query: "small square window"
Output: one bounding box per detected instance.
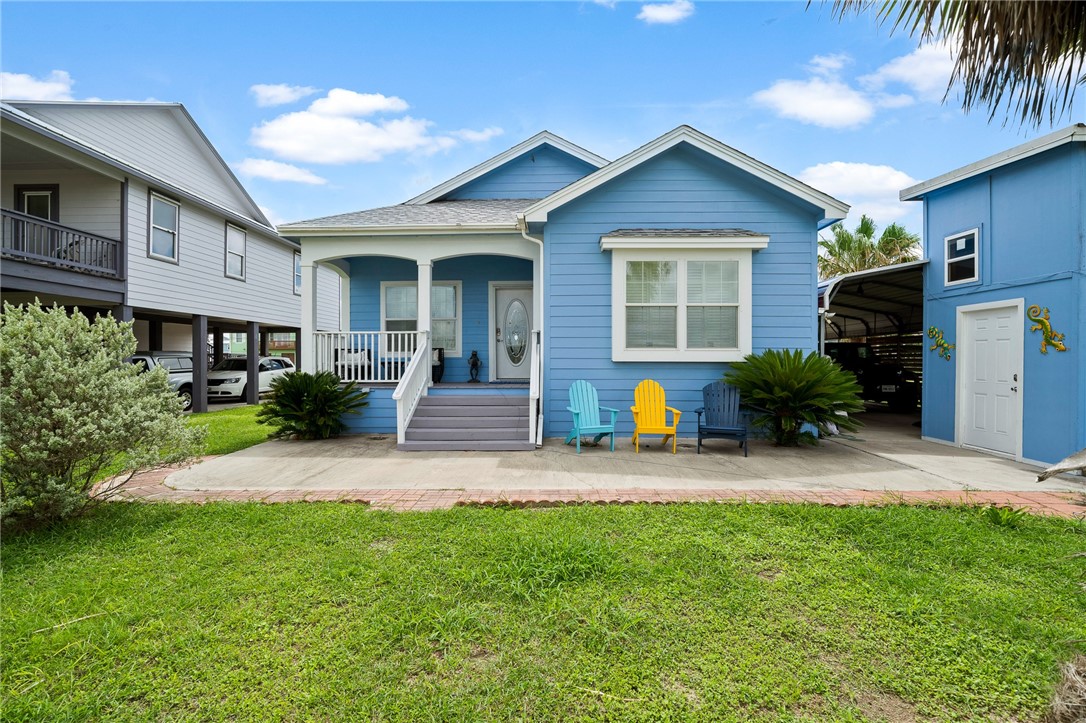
[945,229,979,286]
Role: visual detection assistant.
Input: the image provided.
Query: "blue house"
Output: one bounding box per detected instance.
[902,124,1085,465]
[281,127,848,450]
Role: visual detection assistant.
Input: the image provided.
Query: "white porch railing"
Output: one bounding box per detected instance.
[313,331,422,383]
[392,332,431,445]
[528,329,542,447]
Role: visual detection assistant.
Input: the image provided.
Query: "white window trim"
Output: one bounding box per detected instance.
[148,192,180,263]
[944,227,980,287]
[293,252,302,295]
[379,280,463,357]
[608,248,754,362]
[225,223,246,281]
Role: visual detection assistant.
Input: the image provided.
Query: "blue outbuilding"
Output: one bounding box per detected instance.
[902,124,1086,465]
[281,126,849,449]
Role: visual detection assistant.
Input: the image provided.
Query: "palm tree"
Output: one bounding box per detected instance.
[826,1,1086,127]
[818,215,920,279]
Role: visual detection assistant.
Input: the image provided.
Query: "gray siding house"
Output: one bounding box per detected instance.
[1,100,344,411]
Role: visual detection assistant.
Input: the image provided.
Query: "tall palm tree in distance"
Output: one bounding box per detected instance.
[818,215,921,280]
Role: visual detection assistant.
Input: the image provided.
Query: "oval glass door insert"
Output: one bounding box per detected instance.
[504,299,528,366]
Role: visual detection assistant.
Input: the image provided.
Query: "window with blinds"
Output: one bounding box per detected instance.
[381,282,462,355]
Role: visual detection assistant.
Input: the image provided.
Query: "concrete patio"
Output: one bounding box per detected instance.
[115,411,1086,515]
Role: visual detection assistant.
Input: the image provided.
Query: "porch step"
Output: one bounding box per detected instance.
[401,394,533,452]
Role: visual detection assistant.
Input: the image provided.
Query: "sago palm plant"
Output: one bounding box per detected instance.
[257,371,369,440]
[725,349,865,446]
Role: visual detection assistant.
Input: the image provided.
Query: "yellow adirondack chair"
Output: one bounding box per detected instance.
[630,379,682,454]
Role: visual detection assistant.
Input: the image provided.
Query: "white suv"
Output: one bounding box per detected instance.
[130,352,195,411]
[206,356,295,400]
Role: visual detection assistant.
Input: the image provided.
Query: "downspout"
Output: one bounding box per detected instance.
[517,213,545,446]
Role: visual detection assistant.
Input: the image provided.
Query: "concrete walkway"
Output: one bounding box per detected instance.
[115,412,1086,516]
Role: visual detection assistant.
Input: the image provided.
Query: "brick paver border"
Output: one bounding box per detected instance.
[105,459,1086,518]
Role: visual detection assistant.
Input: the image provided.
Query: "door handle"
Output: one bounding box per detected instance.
[495,326,502,343]
[1010,386,1018,392]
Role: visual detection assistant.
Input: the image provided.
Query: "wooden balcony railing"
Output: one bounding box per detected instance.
[1,209,121,278]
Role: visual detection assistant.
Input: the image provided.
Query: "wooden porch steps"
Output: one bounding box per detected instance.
[399,395,535,452]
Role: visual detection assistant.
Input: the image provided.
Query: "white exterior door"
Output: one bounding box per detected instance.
[959,303,1022,456]
[495,287,533,380]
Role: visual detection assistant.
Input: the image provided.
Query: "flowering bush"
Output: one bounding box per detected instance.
[1,302,204,529]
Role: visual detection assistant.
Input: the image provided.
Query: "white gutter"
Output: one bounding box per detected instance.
[517,213,545,447]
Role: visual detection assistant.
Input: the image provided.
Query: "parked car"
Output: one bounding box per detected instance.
[130,351,195,411]
[206,356,295,400]
[824,342,920,411]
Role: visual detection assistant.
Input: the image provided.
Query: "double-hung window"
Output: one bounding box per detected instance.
[602,233,766,362]
[225,224,246,280]
[149,193,179,262]
[380,281,462,356]
[944,228,978,286]
[293,252,302,294]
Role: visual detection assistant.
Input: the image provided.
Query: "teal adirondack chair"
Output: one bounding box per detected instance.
[565,380,618,453]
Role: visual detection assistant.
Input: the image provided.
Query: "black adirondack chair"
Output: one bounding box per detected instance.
[695,381,749,456]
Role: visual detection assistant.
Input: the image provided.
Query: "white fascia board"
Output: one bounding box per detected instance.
[1,106,286,243]
[524,125,851,223]
[901,123,1086,201]
[600,235,769,251]
[405,131,608,205]
[279,224,518,237]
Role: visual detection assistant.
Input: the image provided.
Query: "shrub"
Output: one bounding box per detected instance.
[256,371,368,440]
[0,302,204,529]
[724,348,864,446]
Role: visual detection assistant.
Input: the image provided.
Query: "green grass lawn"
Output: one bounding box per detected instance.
[3,503,1083,722]
[187,404,270,456]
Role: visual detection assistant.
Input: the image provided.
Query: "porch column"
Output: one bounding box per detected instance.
[149,320,163,352]
[113,304,133,324]
[339,272,351,331]
[191,315,208,413]
[417,261,432,336]
[246,321,259,405]
[300,262,318,372]
[260,331,269,357]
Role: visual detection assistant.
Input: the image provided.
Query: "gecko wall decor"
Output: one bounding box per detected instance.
[927,326,955,361]
[1027,304,1068,354]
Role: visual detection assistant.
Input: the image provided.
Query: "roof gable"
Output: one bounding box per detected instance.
[442,143,599,201]
[521,126,849,226]
[901,123,1086,201]
[406,131,607,205]
[5,101,272,228]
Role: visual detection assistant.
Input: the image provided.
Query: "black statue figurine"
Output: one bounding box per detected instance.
[468,350,482,382]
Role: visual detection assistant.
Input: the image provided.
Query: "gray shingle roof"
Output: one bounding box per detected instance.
[283,199,532,229]
[606,228,763,237]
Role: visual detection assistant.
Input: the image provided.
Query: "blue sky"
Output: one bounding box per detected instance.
[3,1,1080,236]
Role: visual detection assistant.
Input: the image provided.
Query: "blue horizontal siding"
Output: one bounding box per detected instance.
[542,142,822,438]
[443,144,597,200]
[348,254,532,383]
[921,143,1085,463]
[342,387,397,434]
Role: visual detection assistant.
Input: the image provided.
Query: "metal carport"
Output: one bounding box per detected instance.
[818,260,927,353]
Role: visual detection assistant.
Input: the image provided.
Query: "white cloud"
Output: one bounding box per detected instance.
[449,127,504,143]
[753,77,875,129]
[251,89,502,164]
[859,43,956,102]
[1,70,74,100]
[800,161,919,227]
[308,89,409,117]
[593,0,618,8]
[808,53,851,77]
[637,0,694,25]
[250,83,320,107]
[236,158,328,185]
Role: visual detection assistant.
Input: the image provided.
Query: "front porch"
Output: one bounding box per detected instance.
[299,243,544,450]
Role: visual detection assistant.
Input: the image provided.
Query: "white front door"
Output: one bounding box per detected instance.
[960,304,1022,456]
[494,287,533,380]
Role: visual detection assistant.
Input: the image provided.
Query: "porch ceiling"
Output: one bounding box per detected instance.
[1,134,87,172]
